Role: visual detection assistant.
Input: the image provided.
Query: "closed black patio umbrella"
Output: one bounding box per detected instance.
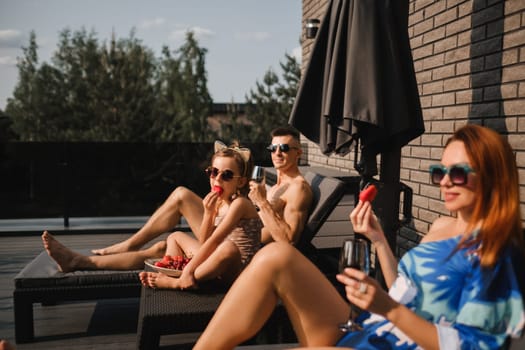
[290,0,424,267]
[290,0,424,178]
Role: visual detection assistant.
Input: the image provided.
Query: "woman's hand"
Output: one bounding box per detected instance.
[349,201,385,244]
[336,268,399,317]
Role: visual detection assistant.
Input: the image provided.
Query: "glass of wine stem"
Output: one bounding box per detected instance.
[338,237,371,332]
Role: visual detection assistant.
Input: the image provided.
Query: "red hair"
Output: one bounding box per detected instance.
[447,124,523,267]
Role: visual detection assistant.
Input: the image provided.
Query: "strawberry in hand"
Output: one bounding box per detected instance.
[212,185,224,195]
[359,184,377,203]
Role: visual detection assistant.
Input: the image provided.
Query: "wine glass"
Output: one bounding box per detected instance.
[338,237,370,332]
[251,166,266,183]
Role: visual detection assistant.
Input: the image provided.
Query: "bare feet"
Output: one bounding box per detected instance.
[91,240,135,255]
[139,271,181,289]
[42,231,84,272]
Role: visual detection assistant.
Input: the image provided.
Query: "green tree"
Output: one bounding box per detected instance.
[89,30,157,141]
[152,32,214,142]
[0,109,17,141]
[49,28,98,140]
[28,62,70,140]
[219,101,252,142]
[174,31,214,142]
[276,53,301,112]
[244,52,300,141]
[6,29,213,142]
[6,31,40,140]
[49,28,157,141]
[151,46,183,141]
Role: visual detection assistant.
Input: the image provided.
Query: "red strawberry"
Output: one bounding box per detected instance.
[182,257,191,269]
[212,185,224,195]
[359,184,377,202]
[155,261,168,268]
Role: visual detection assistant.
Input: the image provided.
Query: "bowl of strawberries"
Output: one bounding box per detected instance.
[144,255,192,277]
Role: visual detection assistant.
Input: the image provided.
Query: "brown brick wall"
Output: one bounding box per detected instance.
[300,0,525,236]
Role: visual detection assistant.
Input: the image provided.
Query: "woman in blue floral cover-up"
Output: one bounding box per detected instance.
[194,124,525,350]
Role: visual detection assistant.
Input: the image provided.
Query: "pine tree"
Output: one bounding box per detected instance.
[244,53,301,141]
[174,31,214,142]
[6,31,40,140]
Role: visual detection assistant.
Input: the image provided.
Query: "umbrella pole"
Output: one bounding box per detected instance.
[374,147,401,287]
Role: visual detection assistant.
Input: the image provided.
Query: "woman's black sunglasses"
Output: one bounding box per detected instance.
[266,144,299,153]
[429,164,474,185]
[205,166,241,182]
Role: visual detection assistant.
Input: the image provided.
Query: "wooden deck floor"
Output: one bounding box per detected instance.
[0,231,207,349]
[0,227,304,350]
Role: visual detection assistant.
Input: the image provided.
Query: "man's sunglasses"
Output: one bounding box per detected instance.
[266,144,299,153]
[205,166,241,182]
[429,164,475,185]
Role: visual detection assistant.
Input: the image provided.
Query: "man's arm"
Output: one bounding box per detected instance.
[258,180,312,244]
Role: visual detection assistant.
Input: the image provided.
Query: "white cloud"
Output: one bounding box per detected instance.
[169,26,214,42]
[235,31,270,42]
[139,18,166,29]
[0,29,24,48]
[0,56,17,65]
[168,29,186,42]
[292,45,302,63]
[191,26,214,39]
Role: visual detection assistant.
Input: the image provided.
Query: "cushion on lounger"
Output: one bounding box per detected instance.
[14,250,141,288]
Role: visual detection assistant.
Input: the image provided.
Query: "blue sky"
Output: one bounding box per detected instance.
[0,0,302,109]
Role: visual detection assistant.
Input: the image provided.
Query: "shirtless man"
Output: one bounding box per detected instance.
[249,126,312,244]
[92,126,313,255]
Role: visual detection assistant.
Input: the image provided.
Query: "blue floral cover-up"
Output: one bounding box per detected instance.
[336,234,524,349]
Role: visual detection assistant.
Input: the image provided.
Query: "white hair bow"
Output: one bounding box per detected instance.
[214,140,251,164]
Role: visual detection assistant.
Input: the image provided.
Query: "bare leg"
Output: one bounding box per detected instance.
[43,231,166,272]
[165,231,201,257]
[137,231,201,289]
[92,186,204,255]
[193,240,243,284]
[139,240,243,289]
[194,242,349,350]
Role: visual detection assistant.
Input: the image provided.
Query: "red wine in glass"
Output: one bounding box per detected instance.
[338,238,370,332]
